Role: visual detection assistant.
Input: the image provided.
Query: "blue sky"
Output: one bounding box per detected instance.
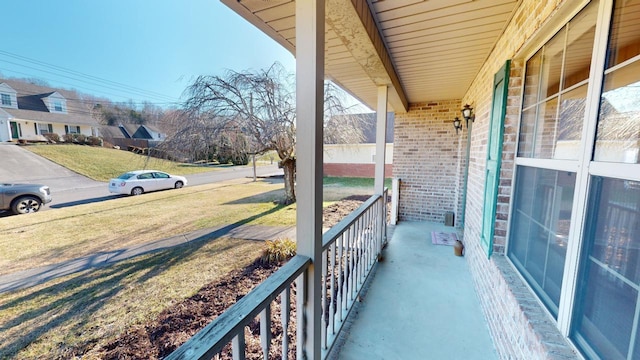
[2,0,296,107]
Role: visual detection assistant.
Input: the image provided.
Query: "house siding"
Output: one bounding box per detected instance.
[392,99,466,227]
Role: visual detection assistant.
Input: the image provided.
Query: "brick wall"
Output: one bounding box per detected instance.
[458,0,579,358]
[392,99,466,226]
[323,163,393,178]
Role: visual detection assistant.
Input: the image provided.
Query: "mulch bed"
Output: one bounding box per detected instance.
[88,196,369,359]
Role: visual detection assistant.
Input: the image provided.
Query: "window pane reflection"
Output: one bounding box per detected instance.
[524,51,542,108]
[594,60,640,163]
[606,0,640,68]
[556,85,588,160]
[539,30,564,100]
[563,1,597,89]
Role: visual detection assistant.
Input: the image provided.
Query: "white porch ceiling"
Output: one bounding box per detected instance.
[221,0,519,112]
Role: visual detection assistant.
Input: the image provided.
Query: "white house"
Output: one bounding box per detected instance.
[0,79,99,142]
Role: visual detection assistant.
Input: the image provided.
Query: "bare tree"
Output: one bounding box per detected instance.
[182,62,364,204]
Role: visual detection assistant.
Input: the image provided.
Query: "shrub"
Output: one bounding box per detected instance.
[261,238,296,265]
[43,133,60,143]
[86,136,103,146]
[75,134,86,144]
[63,133,74,143]
[232,153,249,165]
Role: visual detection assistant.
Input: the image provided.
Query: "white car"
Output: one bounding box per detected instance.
[108,170,187,196]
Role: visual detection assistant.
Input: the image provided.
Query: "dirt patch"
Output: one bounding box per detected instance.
[85,197,369,359]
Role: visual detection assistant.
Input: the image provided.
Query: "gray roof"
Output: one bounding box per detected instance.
[119,124,139,138]
[100,125,128,139]
[0,79,99,127]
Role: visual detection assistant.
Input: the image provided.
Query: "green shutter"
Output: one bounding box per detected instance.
[480,60,510,258]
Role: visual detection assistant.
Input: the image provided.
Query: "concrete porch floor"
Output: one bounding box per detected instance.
[330,221,497,359]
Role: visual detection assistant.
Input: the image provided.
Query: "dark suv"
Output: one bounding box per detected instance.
[0,183,52,214]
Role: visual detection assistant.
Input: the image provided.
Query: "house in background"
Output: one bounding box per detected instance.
[117,123,166,141]
[100,123,166,149]
[0,79,99,142]
[323,112,394,177]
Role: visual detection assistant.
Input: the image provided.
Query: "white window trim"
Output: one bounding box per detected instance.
[556,0,613,337]
[589,162,640,182]
[514,157,580,173]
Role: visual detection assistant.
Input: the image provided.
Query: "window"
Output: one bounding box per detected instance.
[37,123,53,134]
[510,1,640,358]
[137,173,154,180]
[1,94,11,106]
[508,167,576,317]
[152,172,170,179]
[518,2,598,160]
[572,177,640,359]
[54,101,63,112]
[65,125,80,134]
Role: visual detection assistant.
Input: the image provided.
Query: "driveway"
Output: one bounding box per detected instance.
[0,143,103,192]
[0,143,112,213]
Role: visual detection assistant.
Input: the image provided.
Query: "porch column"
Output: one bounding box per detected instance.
[295,1,324,359]
[374,85,388,195]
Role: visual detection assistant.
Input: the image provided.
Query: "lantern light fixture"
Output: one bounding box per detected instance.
[453,117,462,134]
[461,104,475,128]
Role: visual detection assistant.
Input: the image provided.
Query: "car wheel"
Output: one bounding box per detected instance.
[174,181,184,189]
[12,196,42,214]
[131,187,144,196]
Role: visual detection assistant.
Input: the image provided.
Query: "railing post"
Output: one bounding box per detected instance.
[281,287,290,360]
[232,332,246,360]
[260,307,271,360]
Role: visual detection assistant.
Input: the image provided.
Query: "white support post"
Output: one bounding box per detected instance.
[374,85,388,195]
[374,86,388,254]
[391,178,400,225]
[295,1,324,359]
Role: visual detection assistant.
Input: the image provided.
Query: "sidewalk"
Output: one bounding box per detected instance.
[0,224,296,293]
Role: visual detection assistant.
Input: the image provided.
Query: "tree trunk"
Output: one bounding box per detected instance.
[280,157,296,204]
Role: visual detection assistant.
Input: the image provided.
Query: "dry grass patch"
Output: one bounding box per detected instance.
[0,237,262,359]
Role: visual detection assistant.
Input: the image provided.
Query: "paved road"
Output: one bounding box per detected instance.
[0,142,282,213]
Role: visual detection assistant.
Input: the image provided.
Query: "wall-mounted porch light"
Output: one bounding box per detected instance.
[453,117,462,134]
[461,104,475,128]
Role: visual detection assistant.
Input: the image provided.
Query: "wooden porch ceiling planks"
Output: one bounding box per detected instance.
[221,0,519,107]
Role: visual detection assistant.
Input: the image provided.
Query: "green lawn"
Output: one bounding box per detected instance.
[25,144,220,182]
[323,176,392,188]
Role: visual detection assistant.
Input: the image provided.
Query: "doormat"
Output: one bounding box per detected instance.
[431,231,458,246]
